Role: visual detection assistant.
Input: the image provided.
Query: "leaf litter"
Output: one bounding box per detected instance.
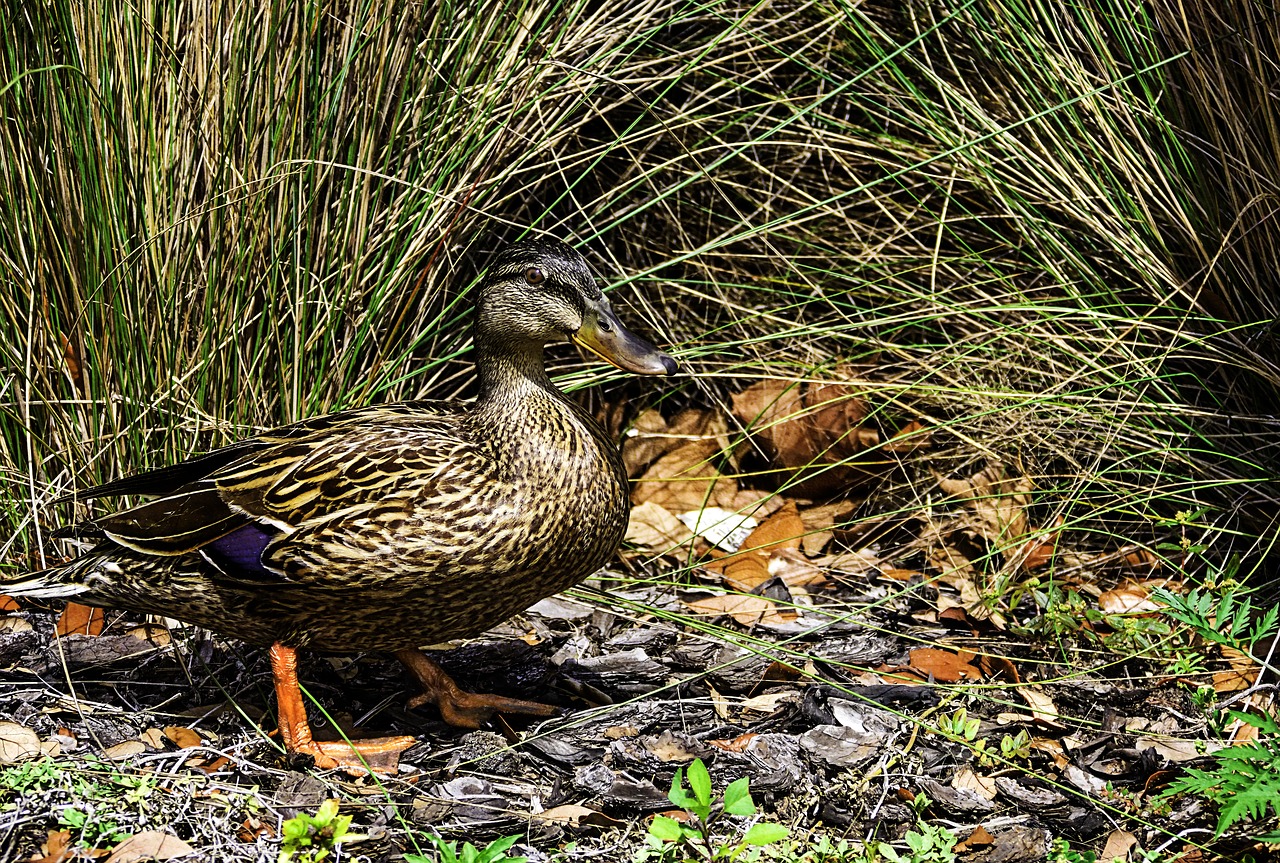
[0,377,1271,860]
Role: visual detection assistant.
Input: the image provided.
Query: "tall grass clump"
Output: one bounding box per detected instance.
[1,0,1278,585]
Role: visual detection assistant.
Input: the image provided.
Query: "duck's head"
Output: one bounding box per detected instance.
[476,237,678,376]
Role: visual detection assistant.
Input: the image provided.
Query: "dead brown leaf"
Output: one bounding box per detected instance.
[683,594,794,627]
[708,733,759,752]
[952,766,998,800]
[702,502,808,592]
[29,830,76,863]
[1213,666,1257,694]
[977,654,1020,683]
[883,420,931,452]
[625,501,696,552]
[103,741,147,760]
[1019,687,1065,728]
[140,728,167,750]
[1120,548,1160,572]
[936,463,1033,554]
[632,411,742,513]
[770,548,828,589]
[878,567,922,581]
[0,594,18,612]
[739,500,804,554]
[536,804,622,828]
[907,648,981,682]
[954,826,995,853]
[1100,830,1138,863]
[105,831,194,863]
[1016,516,1063,571]
[620,409,678,476]
[193,755,231,774]
[55,603,104,637]
[646,731,700,763]
[730,376,884,496]
[797,502,849,555]
[1098,582,1161,615]
[163,726,202,750]
[0,721,41,764]
[238,817,275,842]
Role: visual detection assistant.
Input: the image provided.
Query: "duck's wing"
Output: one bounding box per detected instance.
[59,403,422,504]
[72,402,469,563]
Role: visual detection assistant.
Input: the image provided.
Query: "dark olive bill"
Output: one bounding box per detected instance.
[572,296,678,376]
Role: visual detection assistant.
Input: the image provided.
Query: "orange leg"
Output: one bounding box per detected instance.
[269,642,417,774]
[394,648,558,728]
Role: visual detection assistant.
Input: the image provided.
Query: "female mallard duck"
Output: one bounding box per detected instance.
[4,237,676,771]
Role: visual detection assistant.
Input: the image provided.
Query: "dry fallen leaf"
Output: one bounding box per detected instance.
[625,501,696,552]
[645,731,701,763]
[30,830,75,863]
[1098,582,1162,615]
[535,804,622,828]
[105,831,194,863]
[238,817,275,842]
[954,825,995,853]
[1213,666,1258,693]
[730,376,884,496]
[884,419,931,452]
[936,463,1034,555]
[1099,829,1138,863]
[163,726,202,750]
[55,602,104,637]
[140,728,168,750]
[708,732,759,752]
[737,692,798,714]
[907,648,982,683]
[951,766,998,801]
[0,717,43,758]
[631,410,744,513]
[797,502,848,556]
[683,593,793,627]
[977,654,1020,683]
[1019,687,1064,728]
[103,741,147,760]
[770,548,828,589]
[0,594,18,612]
[623,408,731,478]
[0,721,41,764]
[702,501,808,592]
[1134,736,1221,762]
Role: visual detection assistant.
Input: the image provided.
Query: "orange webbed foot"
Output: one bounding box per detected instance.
[290,735,418,774]
[270,642,417,775]
[394,648,558,728]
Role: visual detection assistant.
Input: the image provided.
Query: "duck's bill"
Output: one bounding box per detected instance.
[573,297,678,376]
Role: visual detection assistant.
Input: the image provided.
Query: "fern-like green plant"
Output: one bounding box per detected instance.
[1161,710,1280,838]
[1151,584,1279,659]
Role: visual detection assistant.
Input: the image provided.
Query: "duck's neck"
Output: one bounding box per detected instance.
[474,335,562,417]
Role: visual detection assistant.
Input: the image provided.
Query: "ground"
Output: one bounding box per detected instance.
[0,563,1260,863]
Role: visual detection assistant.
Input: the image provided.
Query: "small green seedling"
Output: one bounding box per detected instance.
[57,805,129,847]
[876,794,957,863]
[642,758,788,861]
[278,799,355,863]
[405,833,528,863]
[935,708,979,742]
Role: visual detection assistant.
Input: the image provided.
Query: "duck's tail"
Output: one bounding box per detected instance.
[1,555,103,600]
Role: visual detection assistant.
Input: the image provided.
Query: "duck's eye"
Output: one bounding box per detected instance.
[524,267,545,285]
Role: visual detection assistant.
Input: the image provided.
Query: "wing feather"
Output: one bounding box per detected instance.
[60,401,469,573]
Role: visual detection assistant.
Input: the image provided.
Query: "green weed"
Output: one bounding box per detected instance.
[638,758,788,862]
[407,833,528,863]
[278,800,355,863]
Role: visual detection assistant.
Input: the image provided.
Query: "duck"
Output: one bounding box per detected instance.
[3,236,677,772]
